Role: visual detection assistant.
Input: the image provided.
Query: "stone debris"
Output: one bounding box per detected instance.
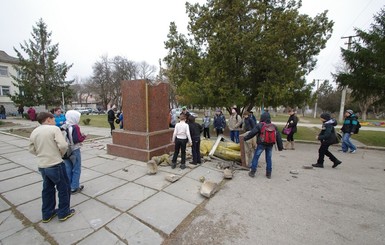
[223,168,233,179]
[199,176,206,183]
[152,154,171,166]
[200,180,219,198]
[290,170,299,175]
[303,165,313,169]
[147,159,158,175]
[165,174,181,183]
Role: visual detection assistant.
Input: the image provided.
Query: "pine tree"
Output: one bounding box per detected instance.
[10,18,73,108]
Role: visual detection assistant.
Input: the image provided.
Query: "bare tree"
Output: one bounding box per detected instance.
[137,61,157,80]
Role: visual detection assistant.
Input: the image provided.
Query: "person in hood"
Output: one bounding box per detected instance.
[312,113,342,168]
[63,110,86,194]
[243,112,283,179]
[340,109,358,153]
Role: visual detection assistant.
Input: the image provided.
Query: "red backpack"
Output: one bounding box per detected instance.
[259,122,276,145]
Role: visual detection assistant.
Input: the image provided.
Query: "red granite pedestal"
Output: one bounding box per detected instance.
[107,80,174,162]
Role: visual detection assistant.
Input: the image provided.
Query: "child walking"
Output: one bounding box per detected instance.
[189,115,203,165]
[29,112,75,222]
[63,110,86,194]
[312,113,342,168]
[202,113,211,139]
[171,114,192,169]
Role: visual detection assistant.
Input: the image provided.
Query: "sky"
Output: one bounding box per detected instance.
[1,0,384,85]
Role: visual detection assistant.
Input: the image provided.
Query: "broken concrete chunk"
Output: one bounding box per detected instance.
[147,160,157,175]
[303,165,314,169]
[223,168,233,179]
[290,170,299,175]
[200,180,219,198]
[165,174,181,183]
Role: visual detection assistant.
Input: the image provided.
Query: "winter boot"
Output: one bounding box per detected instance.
[171,162,176,169]
[248,170,256,178]
[266,172,271,179]
[312,163,324,168]
[332,160,342,168]
[284,141,290,150]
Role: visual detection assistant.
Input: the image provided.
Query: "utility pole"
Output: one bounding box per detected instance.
[313,79,324,118]
[339,35,358,122]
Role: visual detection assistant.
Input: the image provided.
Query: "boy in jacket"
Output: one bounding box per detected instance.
[188,115,203,165]
[243,112,283,179]
[340,109,358,153]
[312,113,342,168]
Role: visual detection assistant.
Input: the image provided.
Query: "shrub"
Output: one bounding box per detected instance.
[83,118,91,125]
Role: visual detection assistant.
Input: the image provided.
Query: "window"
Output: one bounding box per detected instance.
[0,66,8,76]
[0,86,10,96]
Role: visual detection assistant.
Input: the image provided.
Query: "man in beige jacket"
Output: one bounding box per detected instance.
[29,112,75,222]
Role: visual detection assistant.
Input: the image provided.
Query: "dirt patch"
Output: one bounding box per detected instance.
[0,121,19,128]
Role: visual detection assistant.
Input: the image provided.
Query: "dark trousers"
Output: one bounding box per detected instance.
[203,128,210,138]
[287,131,295,142]
[317,143,339,165]
[191,137,201,163]
[108,121,115,135]
[172,138,188,165]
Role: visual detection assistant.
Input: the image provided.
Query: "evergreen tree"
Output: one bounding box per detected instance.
[336,8,385,119]
[10,18,73,108]
[164,0,333,110]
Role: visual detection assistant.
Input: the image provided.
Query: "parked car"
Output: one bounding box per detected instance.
[74,107,92,115]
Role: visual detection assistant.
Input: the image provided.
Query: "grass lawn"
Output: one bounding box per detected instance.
[79,114,110,128]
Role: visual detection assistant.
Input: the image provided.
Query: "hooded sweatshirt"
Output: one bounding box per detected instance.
[63,110,86,151]
[318,118,338,145]
[244,112,283,150]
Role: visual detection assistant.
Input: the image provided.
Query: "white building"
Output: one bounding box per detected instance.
[0,50,19,115]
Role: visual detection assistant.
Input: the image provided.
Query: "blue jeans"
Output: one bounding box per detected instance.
[64,148,82,191]
[250,144,273,173]
[39,162,71,219]
[230,130,240,143]
[341,133,356,152]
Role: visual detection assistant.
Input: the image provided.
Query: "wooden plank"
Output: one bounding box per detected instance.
[209,135,223,156]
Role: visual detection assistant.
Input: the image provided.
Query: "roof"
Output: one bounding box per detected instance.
[0,50,18,64]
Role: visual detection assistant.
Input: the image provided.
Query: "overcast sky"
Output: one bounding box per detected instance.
[1,0,383,84]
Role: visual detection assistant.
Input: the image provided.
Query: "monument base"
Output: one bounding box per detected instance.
[107,129,174,162]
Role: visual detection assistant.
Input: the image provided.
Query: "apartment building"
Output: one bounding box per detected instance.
[0,50,19,114]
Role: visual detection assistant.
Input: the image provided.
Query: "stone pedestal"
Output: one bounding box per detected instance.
[107,80,174,162]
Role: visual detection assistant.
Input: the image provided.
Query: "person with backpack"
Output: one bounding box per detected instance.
[312,113,342,168]
[228,106,242,143]
[62,110,87,194]
[243,112,283,179]
[340,109,359,153]
[202,112,211,139]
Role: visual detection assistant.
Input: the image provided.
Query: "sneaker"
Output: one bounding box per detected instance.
[248,170,256,178]
[171,162,176,169]
[312,163,324,168]
[349,150,356,154]
[42,210,57,223]
[189,161,197,165]
[71,185,84,194]
[59,209,75,222]
[180,164,186,169]
[338,149,347,153]
[332,160,342,168]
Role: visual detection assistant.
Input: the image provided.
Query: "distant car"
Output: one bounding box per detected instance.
[74,107,92,115]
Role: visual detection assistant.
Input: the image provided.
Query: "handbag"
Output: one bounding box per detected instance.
[282,127,292,135]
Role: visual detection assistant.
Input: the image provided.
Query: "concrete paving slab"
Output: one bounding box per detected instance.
[0,211,24,240]
[185,165,224,183]
[81,175,127,197]
[17,198,43,223]
[0,166,32,181]
[79,151,99,161]
[97,182,157,212]
[0,172,41,192]
[129,192,196,235]
[0,197,10,212]
[79,168,104,183]
[1,151,37,170]
[77,228,125,245]
[0,145,24,155]
[89,158,131,174]
[6,138,30,148]
[109,164,147,181]
[164,177,206,205]
[41,199,120,245]
[107,213,164,244]
[0,158,11,164]
[0,162,18,171]
[134,171,172,191]
[82,156,110,168]
[2,182,40,206]
[0,227,50,245]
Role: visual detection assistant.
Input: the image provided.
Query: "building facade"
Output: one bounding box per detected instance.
[0,50,19,115]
